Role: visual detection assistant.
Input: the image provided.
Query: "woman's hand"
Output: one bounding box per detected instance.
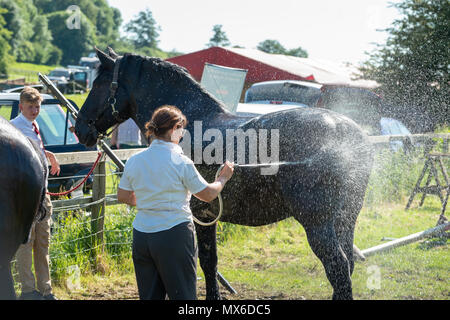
[217,160,234,183]
[194,161,234,203]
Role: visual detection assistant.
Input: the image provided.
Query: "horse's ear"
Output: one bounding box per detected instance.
[95,47,114,70]
[107,46,120,60]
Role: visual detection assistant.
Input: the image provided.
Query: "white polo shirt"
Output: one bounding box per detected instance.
[10,113,48,187]
[119,139,209,233]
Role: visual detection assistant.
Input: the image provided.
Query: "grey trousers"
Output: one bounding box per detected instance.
[15,194,53,296]
[132,221,198,300]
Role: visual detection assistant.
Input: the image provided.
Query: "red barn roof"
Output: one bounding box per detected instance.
[166,46,377,88]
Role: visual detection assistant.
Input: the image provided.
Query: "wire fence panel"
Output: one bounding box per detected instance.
[11,166,133,293]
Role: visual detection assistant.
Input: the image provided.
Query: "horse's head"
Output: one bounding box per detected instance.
[75,47,134,147]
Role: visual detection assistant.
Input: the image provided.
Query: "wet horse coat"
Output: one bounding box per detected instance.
[75,48,374,299]
[0,116,47,299]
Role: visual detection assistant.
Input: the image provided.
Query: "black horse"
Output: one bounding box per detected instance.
[0,116,47,300]
[75,48,374,300]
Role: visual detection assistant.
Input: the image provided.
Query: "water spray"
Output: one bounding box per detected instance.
[192,160,311,226]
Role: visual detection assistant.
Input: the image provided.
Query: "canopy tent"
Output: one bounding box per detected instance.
[166,46,377,89]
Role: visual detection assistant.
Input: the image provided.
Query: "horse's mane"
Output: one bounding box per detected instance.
[96,52,229,115]
[96,52,198,86]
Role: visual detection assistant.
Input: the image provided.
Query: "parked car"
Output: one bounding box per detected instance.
[244,80,323,107]
[79,56,100,69]
[2,84,45,93]
[0,92,96,197]
[47,67,90,93]
[236,102,300,117]
[47,68,72,83]
[315,85,412,137]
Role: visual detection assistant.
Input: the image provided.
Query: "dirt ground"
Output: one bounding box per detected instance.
[59,277,308,300]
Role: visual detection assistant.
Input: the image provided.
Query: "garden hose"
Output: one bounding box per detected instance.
[192,160,308,226]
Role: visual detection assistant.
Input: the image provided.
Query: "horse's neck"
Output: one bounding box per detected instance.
[128,56,244,130]
[133,79,230,129]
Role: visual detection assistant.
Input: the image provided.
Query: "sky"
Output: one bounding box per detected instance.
[107,0,403,66]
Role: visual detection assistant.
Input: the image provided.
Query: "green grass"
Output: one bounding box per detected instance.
[211,197,448,300]
[7,61,58,82]
[66,92,89,109]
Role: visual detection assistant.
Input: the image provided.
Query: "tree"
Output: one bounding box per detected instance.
[257,39,286,54]
[360,0,449,130]
[34,0,122,59]
[46,10,97,65]
[286,46,308,58]
[124,8,161,49]
[257,39,308,57]
[0,0,57,64]
[0,8,13,77]
[206,24,230,47]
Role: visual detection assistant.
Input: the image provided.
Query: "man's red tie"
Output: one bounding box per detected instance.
[32,121,45,150]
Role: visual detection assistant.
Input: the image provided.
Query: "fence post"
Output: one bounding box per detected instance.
[91,155,106,258]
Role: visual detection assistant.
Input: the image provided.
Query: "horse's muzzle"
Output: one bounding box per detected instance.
[74,121,98,147]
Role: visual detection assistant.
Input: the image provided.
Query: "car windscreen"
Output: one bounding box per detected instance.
[245,82,321,106]
[35,104,79,146]
[73,72,86,81]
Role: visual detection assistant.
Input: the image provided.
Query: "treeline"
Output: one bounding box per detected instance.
[0,1,309,78]
[360,0,449,130]
[0,0,173,77]
[0,0,116,68]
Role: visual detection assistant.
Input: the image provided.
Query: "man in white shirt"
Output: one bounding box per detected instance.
[10,87,59,300]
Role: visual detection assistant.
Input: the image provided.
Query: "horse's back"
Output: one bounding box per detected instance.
[219,107,374,226]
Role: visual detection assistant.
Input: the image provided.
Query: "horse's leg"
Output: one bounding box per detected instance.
[0,261,16,300]
[195,222,220,300]
[334,209,358,276]
[0,233,18,301]
[303,220,353,300]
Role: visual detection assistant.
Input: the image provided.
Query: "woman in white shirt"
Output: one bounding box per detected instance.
[117,105,234,300]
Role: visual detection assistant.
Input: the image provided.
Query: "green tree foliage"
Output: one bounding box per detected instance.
[257,39,308,58]
[34,0,122,49]
[124,8,161,49]
[0,0,61,65]
[0,8,13,77]
[206,24,231,47]
[360,0,449,130]
[46,10,96,65]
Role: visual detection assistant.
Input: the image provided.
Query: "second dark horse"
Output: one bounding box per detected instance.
[0,116,47,299]
[75,48,374,300]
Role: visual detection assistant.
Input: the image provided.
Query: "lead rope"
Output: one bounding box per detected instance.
[47,151,103,197]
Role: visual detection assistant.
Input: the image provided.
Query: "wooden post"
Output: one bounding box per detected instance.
[91,155,106,254]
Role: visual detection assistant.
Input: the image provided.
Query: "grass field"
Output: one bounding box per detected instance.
[6,62,57,83]
[50,196,448,300]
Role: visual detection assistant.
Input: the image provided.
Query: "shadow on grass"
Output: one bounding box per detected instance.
[417,235,449,250]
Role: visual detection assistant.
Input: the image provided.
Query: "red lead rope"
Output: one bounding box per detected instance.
[47,151,103,197]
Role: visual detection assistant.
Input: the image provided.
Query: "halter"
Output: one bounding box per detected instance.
[80,57,128,139]
[108,57,127,123]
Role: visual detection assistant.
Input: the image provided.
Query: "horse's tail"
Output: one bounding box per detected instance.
[28,137,49,222]
[36,186,48,222]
